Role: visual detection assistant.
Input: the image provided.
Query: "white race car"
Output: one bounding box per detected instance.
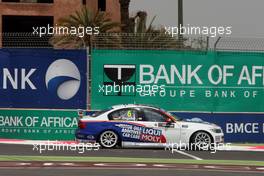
[75,104,224,149]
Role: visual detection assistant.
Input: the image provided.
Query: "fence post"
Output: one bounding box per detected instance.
[87,46,91,110]
[214,37,221,51]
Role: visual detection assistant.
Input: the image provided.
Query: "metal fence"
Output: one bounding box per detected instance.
[214,37,264,52]
[1,33,264,53]
[1,33,264,110]
[0,33,207,51]
[0,33,52,48]
[92,33,208,51]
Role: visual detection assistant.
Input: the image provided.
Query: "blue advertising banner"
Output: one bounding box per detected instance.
[0,48,87,109]
[174,112,264,143]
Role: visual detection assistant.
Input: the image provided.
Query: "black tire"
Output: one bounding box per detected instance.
[98,130,119,148]
[189,131,213,151]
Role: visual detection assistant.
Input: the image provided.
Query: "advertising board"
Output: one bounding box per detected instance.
[0,48,87,109]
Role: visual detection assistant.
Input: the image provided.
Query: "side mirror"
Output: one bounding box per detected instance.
[166,118,172,123]
[164,119,174,127]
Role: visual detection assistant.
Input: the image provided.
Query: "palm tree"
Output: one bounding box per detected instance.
[119,0,131,32]
[50,6,120,49]
[121,11,182,50]
[92,10,207,50]
[128,11,207,50]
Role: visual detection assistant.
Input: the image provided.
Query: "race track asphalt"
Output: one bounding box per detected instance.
[0,144,263,176]
[0,144,263,161]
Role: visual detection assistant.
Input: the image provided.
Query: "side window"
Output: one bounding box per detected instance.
[142,108,168,122]
[108,108,137,121]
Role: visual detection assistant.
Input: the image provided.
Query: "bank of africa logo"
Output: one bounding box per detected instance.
[45,59,81,100]
[103,64,136,96]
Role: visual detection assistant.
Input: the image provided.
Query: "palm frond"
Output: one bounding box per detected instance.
[50,6,120,49]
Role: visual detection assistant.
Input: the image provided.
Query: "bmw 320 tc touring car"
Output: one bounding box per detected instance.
[75,104,224,149]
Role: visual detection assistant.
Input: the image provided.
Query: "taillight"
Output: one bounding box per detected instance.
[78,120,86,129]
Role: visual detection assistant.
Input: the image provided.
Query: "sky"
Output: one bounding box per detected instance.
[130,0,264,38]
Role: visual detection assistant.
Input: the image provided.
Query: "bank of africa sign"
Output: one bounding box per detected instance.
[92,50,264,112]
[0,48,87,109]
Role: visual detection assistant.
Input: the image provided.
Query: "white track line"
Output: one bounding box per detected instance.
[173,150,203,160]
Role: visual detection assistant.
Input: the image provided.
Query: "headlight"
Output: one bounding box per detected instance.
[210,128,222,133]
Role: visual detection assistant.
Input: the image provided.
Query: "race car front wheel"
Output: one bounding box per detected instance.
[99,130,119,148]
[190,131,212,151]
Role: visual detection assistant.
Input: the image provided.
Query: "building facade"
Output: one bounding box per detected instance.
[0,0,120,47]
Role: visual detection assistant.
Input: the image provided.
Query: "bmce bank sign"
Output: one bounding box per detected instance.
[0,48,87,109]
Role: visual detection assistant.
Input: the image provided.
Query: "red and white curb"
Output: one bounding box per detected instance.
[217,145,264,152]
[0,161,263,173]
[0,139,264,152]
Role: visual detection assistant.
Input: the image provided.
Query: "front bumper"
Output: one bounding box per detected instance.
[214,134,224,143]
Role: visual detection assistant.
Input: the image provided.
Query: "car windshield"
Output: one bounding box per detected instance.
[91,107,112,117]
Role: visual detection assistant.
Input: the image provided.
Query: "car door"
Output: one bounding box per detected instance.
[108,108,142,143]
[140,108,181,144]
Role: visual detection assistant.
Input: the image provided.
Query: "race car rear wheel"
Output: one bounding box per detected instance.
[99,130,119,148]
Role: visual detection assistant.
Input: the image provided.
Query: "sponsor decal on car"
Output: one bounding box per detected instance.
[116,123,166,143]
